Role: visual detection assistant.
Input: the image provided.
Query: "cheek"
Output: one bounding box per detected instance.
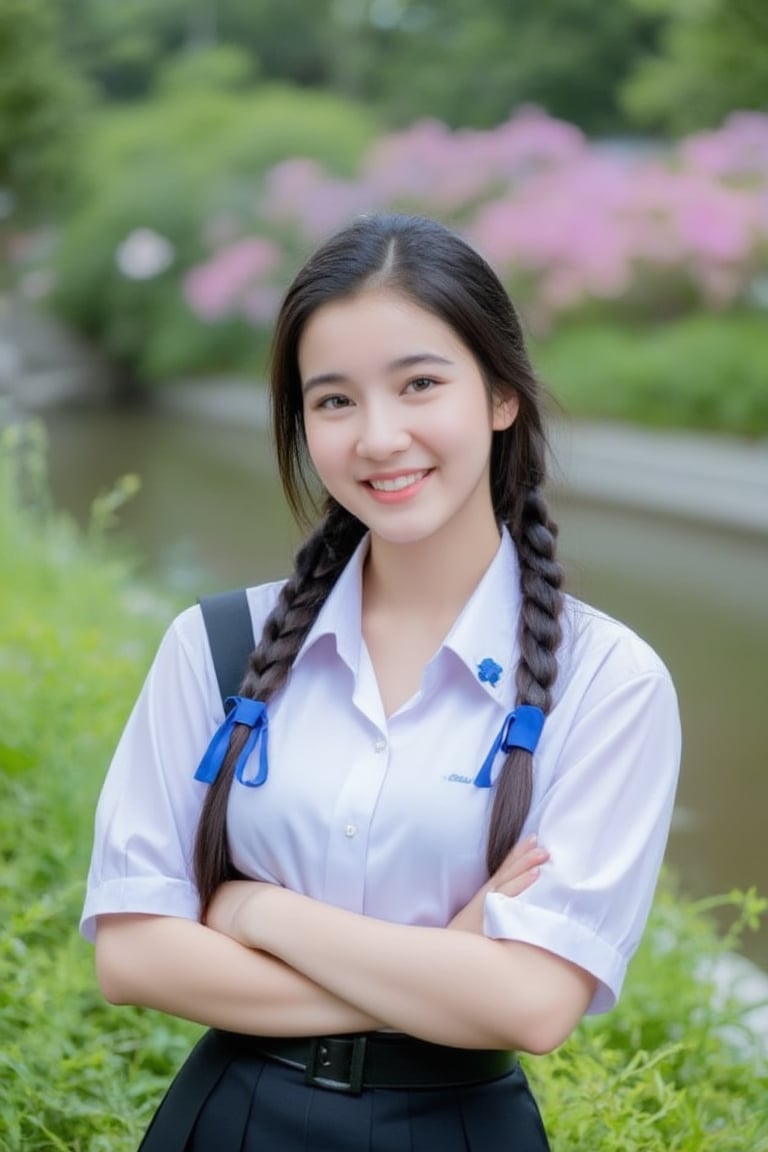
[304,417,345,481]
[427,400,494,457]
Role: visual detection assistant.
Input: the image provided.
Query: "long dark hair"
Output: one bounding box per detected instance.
[194,214,562,916]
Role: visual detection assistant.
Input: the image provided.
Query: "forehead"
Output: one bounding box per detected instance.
[298,289,471,372]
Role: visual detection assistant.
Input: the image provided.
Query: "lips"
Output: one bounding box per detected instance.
[366,470,430,492]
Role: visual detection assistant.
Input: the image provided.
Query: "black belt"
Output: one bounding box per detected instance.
[225,1031,518,1095]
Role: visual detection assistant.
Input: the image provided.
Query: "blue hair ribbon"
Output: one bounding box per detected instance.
[194,696,269,788]
[473,705,545,789]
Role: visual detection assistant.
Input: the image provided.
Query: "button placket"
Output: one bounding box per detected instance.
[323,732,390,908]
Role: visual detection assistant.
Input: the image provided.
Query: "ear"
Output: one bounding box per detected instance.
[491,391,519,432]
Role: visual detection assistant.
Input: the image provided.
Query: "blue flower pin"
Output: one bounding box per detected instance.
[194,696,269,788]
[477,657,503,687]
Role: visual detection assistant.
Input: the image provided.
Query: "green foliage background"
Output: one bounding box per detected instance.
[51,0,767,135]
[3,0,767,230]
[0,0,88,218]
[622,0,768,131]
[534,314,768,437]
[1,424,766,1149]
[3,0,765,431]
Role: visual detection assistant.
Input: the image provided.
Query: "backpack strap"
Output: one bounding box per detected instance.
[199,589,255,707]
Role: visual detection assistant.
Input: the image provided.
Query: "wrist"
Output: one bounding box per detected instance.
[242,884,293,953]
[448,884,489,933]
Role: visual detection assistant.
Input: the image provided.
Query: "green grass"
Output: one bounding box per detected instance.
[1,423,766,1150]
[534,312,768,438]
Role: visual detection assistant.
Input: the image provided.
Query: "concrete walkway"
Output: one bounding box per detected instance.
[549,419,768,536]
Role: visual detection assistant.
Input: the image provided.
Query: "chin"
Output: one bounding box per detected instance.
[365,519,448,548]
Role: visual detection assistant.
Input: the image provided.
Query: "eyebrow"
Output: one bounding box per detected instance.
[302,352,454,394]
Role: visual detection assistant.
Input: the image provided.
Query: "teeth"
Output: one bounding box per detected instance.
[369,471,427,492]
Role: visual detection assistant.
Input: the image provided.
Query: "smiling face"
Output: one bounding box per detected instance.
[299,289,517,554]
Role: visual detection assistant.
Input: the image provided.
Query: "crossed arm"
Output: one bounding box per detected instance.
[95,836,595,1054]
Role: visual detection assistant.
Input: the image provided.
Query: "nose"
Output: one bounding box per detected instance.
[355,402,411,461]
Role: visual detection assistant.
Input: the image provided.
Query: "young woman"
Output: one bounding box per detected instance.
[81,213,681,1151]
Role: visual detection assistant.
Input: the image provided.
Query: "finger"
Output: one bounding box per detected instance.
[504,834,539,865]
[494,845,549,884]
[492,865,542,898]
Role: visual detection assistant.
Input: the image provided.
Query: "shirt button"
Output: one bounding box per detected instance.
[374,738,387,753]
[344,824,358,838]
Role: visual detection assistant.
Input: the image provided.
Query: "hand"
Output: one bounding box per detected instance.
[489,834,550,898]
[448,835,549,934]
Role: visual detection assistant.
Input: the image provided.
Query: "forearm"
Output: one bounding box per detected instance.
[233,890,594,1053]
[94,913,382,1036]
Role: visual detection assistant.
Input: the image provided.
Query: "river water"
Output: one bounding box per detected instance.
[40,403,768,969]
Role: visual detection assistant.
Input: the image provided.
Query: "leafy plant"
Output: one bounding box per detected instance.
[534,312,768,437]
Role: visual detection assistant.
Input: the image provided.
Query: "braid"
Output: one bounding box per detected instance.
[514,489,563,711]
[194,501,366,915]
[486,487,563,874]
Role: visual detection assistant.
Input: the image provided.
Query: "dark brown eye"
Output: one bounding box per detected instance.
[319,395,350,410]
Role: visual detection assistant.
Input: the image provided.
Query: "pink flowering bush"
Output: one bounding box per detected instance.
[50,82,377,388]
[183,237,282,323]
[52,90,767,412]
[184,107,768,335]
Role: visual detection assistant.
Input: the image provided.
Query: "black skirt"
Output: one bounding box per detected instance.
[138,1030,551,1152]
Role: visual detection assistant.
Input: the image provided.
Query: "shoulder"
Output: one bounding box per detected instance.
[160,579,287,706]
[171,579,286,643]
[561,593,672,678]
[556,594,677,715]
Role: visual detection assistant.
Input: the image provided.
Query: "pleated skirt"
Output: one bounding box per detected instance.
[138,1030,551,1152]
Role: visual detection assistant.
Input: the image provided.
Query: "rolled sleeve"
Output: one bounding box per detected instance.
[485,897,625,1013]
[80,607,221,942]
[484,667,681,1014]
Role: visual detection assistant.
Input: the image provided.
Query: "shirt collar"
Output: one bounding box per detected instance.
[440,527,520,710]
[294,527,521,708]
[294,532,369,675]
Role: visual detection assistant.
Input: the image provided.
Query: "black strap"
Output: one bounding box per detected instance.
[210,1031,517,1094]
[199,589,255,706]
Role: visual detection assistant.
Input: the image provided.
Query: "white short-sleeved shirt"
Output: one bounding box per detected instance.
[81,529,680,1015]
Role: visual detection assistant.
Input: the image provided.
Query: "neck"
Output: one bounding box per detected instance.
[363,512,503,622]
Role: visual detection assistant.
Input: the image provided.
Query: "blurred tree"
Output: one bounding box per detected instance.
[215,0,339,87]
[342,0,662,133]
[57,0,206,100]
[155,44,258,95]
[56,0,660,133]
[622,0,768,130]
[57,0,339,100]
[0,0,88,219]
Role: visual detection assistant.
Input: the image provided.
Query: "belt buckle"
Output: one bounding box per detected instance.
[306,1036,367,1095]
